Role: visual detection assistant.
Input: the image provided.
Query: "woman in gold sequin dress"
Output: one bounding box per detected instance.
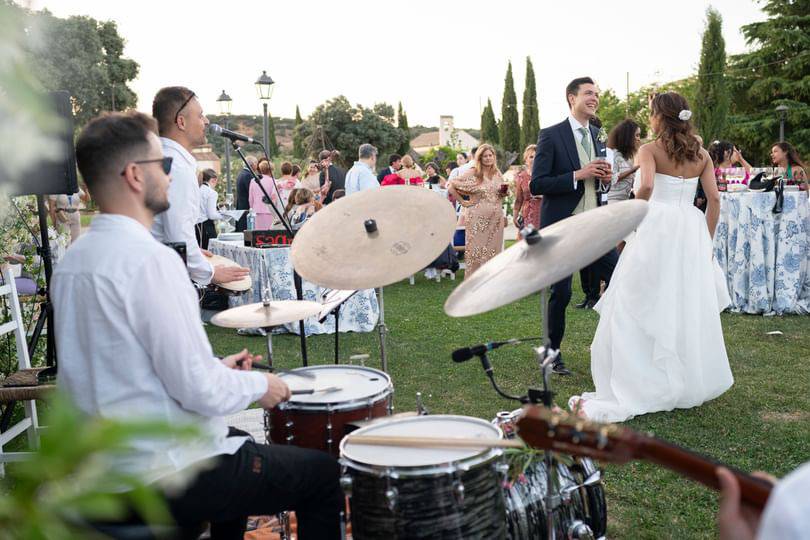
[447,144,506,278]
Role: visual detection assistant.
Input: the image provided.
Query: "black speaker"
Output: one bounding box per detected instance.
[8,90,79,197]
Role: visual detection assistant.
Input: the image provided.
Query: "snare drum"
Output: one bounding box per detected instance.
[267,365,393,457]
[340,415,507,539]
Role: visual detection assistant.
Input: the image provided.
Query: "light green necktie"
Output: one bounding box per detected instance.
[578,127,592,157]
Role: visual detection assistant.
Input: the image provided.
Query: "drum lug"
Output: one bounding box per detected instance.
[340,475,353,497]
[326,417,333,453]
[286,435,295,443]
[568,520,595,540]
[453,480,465,505]
[495,461,510,481]
[416,392,429,415]
[583,470,602,486]
[385,487,398,512]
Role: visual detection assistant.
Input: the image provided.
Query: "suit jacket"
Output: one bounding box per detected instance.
[320,164,346,204]
[377,167,395,183]
[235,167,254,231]
[530,119,606,228]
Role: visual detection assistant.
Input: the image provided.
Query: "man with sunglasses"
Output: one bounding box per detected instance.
[151,86,248,286]
[52,111,343,538]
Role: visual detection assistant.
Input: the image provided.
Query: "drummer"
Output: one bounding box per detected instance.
[52,111,343,538]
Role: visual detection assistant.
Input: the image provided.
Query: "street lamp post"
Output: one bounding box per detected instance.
[216,90,233,195]
[255,70,275,153]
[775,104,789,143]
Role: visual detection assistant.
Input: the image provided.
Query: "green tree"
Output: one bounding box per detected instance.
[266,114,279,157]
[295,96,406,168]
[397,102,411,155]
[693,8,729,144]
[293,106,305,158]
[21,7,139,127]
[727,0,810,161]
[521,57,540,149]
[500,61,521,153]
[480,98,499,144]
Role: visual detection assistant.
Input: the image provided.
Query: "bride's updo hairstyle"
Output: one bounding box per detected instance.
[651,92,701,165]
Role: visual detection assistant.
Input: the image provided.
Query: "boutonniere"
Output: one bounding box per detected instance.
[597,127,608,144]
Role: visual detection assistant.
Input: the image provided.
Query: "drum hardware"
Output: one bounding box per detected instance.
[318,289,359,364]
[415,392,429,415]
[349,354,369,367]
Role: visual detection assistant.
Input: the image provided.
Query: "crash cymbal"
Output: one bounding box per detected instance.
[204,253,252,292]
[291,186,457,289]
[210,300,322,328]
[445,200,649,317]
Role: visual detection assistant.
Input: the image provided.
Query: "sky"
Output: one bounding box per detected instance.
[27,0,765,129]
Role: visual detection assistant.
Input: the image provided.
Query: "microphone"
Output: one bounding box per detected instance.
[451,339,520,363]
[208,124,261,145]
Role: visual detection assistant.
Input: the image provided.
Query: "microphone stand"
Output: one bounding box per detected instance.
[231,143,308,366]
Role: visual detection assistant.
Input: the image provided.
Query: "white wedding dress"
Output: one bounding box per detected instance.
[570,174,733,423]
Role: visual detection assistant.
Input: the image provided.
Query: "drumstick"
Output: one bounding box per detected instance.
[345,435,525,449]
[234,359,316,379]
[292,386,342,395]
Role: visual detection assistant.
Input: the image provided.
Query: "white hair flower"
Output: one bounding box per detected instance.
[678,109,692,121]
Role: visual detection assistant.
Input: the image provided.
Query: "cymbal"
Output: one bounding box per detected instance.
[204,253,252,292]
[290,186,457,289]
[445,200,649,317]
[210,300,322,328]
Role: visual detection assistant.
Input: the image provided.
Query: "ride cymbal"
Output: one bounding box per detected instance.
[210,300,322,328]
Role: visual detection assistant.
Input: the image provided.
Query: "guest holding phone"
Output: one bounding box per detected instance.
[513,144,541,238]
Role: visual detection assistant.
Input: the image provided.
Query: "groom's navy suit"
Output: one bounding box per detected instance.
[530,118,618,354]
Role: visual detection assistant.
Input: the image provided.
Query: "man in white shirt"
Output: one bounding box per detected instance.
[344,143,380,196]
[54,111,343,538]
[448,147,477,181]
[196,168,222,249]
[150,86,248,286]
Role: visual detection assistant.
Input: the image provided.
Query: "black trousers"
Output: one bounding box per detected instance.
[579,268,600,301]
[195,220,217,250]
[166,429,344,540]
[548,249,618,351]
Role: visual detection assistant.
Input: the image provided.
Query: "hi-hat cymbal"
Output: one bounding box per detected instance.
[291,186,457,290]
[204,253,252,292]
[444,200,649,317]
[211,300,322,328]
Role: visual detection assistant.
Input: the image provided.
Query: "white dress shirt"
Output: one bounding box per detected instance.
[757,461,810,539]
[151,137,213,285]
[197,183,223,224]
[568,115,591,189]
[345,161,380,196]
[449,160,474,180]
[52,214,268,484]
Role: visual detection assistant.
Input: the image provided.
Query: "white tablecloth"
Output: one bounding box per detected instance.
[713,191,810,315]
[209,239,379,335]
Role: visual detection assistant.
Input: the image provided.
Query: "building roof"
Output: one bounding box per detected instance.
[411,131,439,148]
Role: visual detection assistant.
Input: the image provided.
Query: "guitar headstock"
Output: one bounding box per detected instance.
[515,405,641,463]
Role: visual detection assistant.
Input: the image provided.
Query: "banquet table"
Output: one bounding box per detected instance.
[713,190,810,315]
[209,239,379,335]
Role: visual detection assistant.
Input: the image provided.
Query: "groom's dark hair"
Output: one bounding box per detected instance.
[565,77,595,107]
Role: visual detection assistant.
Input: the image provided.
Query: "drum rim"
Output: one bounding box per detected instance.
[277,365,393,412]
[339,414,504,476]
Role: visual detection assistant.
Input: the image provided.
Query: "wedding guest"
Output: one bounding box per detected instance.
[345,144,379,196]
[249,160,281,229]
[318,150,345,204]
[276,161,299,207]
[445,162,458,178]
[377,153,402,183]
[709,140,752,180]
[196,168,222,249]
[285,188,319,229]
[513,144,541,238]
[396,155,423,185]
[606,120,641,204]
[447,144,506,278]
[301,160,329,202]
[449,147,477,181]
[771,141,807,185]
[291,163,301,181]
[425,162,446,187]
[456,152,468,167]
[48,188,90,244]
[235,155,258,232]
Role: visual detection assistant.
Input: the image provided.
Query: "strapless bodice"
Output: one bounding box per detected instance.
[650,174,699,208]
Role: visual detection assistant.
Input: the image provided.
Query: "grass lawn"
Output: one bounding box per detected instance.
[207,271,810,539]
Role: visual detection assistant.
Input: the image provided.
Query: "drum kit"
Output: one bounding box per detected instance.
[207,186,650,539]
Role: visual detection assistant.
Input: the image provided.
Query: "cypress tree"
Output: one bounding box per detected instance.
[694,8,728,144]
[267,114,279,157]
[481,98,499,144]
[397,101,410,155]
[521,57,540,149]
[293,105,304,158]
[500,61,521,153]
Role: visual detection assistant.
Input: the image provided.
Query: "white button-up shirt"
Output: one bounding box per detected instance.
[345,161,379,196]
[52,214,268,484]
[757,461,810,539]
[197,183,223,224]
[449,160,474,181]
[151,137,213,285]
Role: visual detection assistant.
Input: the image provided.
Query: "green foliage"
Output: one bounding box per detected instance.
[481,98,499,144]
[727,0,810,162]
[13,3,139,127]
[294,96,407,168]
[293,106,305,159]
[397,102,411,156]
[500,62,521,153]
[266,113,279,157]
[420,146,458,171]
[521,57,540,149]
[694,8,729,145]
[0,392,199,538]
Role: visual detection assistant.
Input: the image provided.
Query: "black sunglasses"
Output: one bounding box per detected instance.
[174,92,197,124]
[120,157,173,176]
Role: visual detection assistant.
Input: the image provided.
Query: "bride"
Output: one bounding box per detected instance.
[570,92,733,423]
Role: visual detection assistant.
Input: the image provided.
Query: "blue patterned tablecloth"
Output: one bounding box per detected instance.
[713,191,810,315]
[209,239,379,335]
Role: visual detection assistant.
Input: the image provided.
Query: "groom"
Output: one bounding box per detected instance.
[530,77,618,375]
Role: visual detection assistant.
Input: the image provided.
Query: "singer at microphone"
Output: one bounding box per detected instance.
[209,124,261,145]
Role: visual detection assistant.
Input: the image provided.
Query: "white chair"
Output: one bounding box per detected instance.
[0,264,50,476]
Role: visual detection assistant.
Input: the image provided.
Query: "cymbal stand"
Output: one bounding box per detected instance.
[377,287,389,373]
[260,262,275,370]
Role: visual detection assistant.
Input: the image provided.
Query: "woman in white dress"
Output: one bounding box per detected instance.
[570,92,733,423]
